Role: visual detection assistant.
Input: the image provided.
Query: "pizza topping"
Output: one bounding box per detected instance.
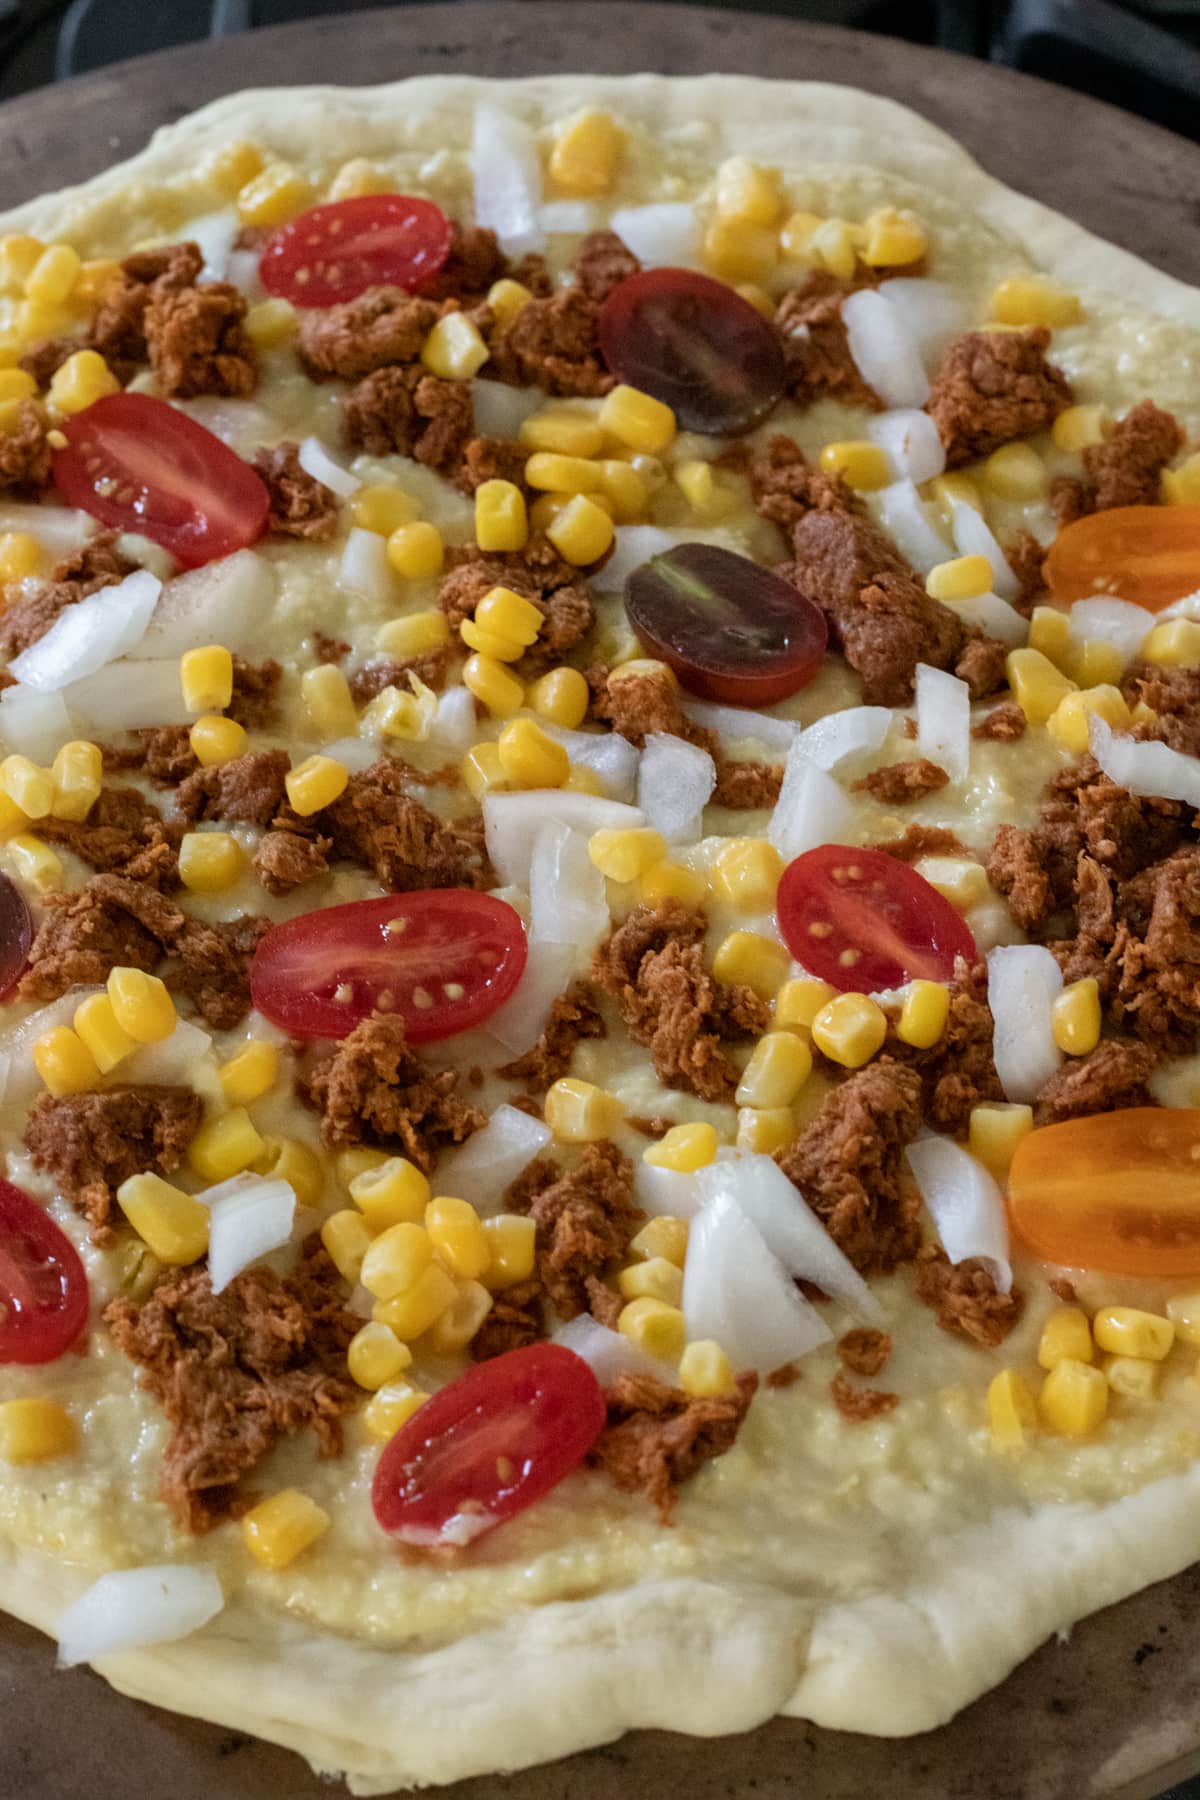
[912,1246,1023,1347]
[775,269,882,412]
[777,846,977,993]
[0,532,138,659]
[55,1566,225,1666]
[0,1177,89,1364]
[1052,399,1184,523]
[0,874,32,998]
[884,970,1002,1134]
[143,275,256,400]
[259,195,454,308]
[0,399,52,492]
[829,1371,898,1422]
[305,1010,485,1170]
[570,228,641,303]
[973,700,1027,742]
[1045,503,1200,610]
[506,1140,641,1321]
[836,1327,892,1377]
[925,327,1072,466]
[489,285,615,397]
[320,760,489,890]
[469,1278,544,1362]
[297,287,442,380]
[853,758,949,804]
[25,1084,203,1240]
[439,536,595,663]
[747,432,859,535]
[176,748,290,826]
[343,365,474,472]
[1033,1039,1159,1124]
[497,983,606,1091]
[251,441,340,540]
[587,1369,757,1521]
[253,824,331,896]
[87,241,202,377]
[38,784,180,878]
[710,758,784,810]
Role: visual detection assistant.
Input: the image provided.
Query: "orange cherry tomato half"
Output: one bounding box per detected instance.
[1045,505,1200,611]
[1008,1107,1200,1277]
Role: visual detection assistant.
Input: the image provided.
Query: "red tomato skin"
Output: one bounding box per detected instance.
[250,890,528,1042]
[372,1344,607,1547]
[777,845,978,992]
[0,1179,89,1365]
[52,393,270,568]
[259,196,454,307]
[0,874,32,1001]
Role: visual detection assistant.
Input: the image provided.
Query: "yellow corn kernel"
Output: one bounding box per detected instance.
[72,991,136,1074]
[327,155,390,200]
[1104,1354,1162,1400]
[349,483,415,536]
[0,790,29,837]
[715,155,780,227]
[990,277,1082,330]
[778,209,822,261]
[376,611,449,660]
[925,554,993,602]
[534,491,603,539]
[243,297,296,351]
[967,1103,1033,1180]
[545,1077,623,1143]
[475,586,542,649]
[1162,454,1200,507]
[862,204,927,268]
[486,278,532,327]
[735,282,776,318]
[426,1278,494,1354]
[639,858,708,909]
[644,1121,719,1174]
[1040,1357,1109,1436]
[1093,1306,1175,1362]
[188,1107,264,1184]
[1166,1292,1200,1347]
[1046,684,1131,755]
[373,1262,457,1341]
[1142,618,1200,668]
[736,1106,796,1155]
[480,1214,537,1289]
[811,993,888,1070]
[1006,646,1077,726]
[180,645,233,715]
[254,1136,323,1208]
[527,665,588,730]
[630,1215,689,1268]
[421,311,489,381]
[237,162,314,227]
[47,348,119,415]
[349,1156,429,1231]
[810,218,858,282]
[913,857,989,912]
[984,441,1047,501]
[117,1172,209,1265]
[0,530,42,582]
[1050,976,1102,1057]
[1029,606,1070,667]
[703,217,777,285]
[178,830,243,896]
[708,837,782,912]
[1052,403,1111,453]
[987,1367,1038,1451]
[242,1488,330,1570]
[674,459,735,519]
[336,1147,389,1188]
[588,826,667,883]
[679,1339,737,1399]
[33,1025,99,1097]
[0,234,44,293]
[460,616,525,661]
[320,1209,373,1284]
[7,833,60,892]
[347,1320,413,1390]
[891,981,948,1051]
[470,478,527,555]
[219,1040,279,1108]
[712,930,791,1000]
[1068,638,1124,688]
[1038,1305,1094,1371]
[49,740,101,822]
[496,717,570,789]
[361,1221,433,1301]
[460,743,508,800]
[25,243,80,306]
[595,459,646,522]
[618,1256,684,1306]
[0,754,51,819]
[0,1397,76,1464]
[930,473,984,520]
[774,977,836,1030]
[13,300,74,345]
[519,411,604,459]
[598,383,676,455]
[363,1380,428,1440]
[463,653,525,719]
[735,1031,813,1108]
[106,966,175,1043]
[426,1195,490,1281]
[300,664,358,740]
[386,519,444,580]
[285,754,348,817]
[523,452,601,496]
[619,1296,687,1362]
[205,139,264,198]
[189,713,247,767]
[548,108,624,195]
[819,440,890,493]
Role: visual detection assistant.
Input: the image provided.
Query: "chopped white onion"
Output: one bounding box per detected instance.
[0,685,72,762]
[905,1136,1012,1293]
[528,822,609,948]
[987,944,1063,1103]
[139,551,276,659]
[1090,714,1200,807]
[916,663,970,783]
[538,719,639,802]
[679,696,798,754]
[769,741,852,860]
[297,436,359,499]
[794,705,891,774]
[484,789,644,888]
[10,570,160,692]
[538,200,599,234]
[317,734,378,773]
[633,1159,704,1219]
[436,1103,552,1214]
[338,527,393,604]
[950,502,1018,600]
[866,409,946,484]
[589,524,679,597]
[200,1176,296,1294]
[471,379,545,440]
[1068,596,1154,667]
[637,732,715,844]
[189,208,240,282]
[122,1018,213,1088]
[952,591,1027,648]
[1,991,98,1105]
[64,658,192,730]
[877,279,969,369]
[224,248,264,298]
[472,104,544,257]
[875,480,950,574]
[610,203,701,268]
[170,396,274,454]
[843,287,930,409]
[56,1566,224,1668]
[682,1191,832,1372]
[552,1314,667,1383]
[429,685,478,754]
[485,938,579,1057]
[0,504,92,555]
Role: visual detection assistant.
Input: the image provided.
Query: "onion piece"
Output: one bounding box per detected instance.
[1090,714,1200,807]
[316,734,378,773]
[916,663,970,783]
[1068,596,1155,667]
[189,208,240,281]
[0,685,72,762]
[472,379,545,440]
[538,719,639,801]
[843,288,929,409]
[876,278,969,368]
[951,591,1027,648]
[794,705,891,774]
[10,570,160,692]
[0,504,92,555]
[435,1103,552,1214]
[297,436,358,499]
[2,991,99,1105]
[429,685,478,754]
[589,524,680,597]
[875,480,950,574]
[949,502,1018,599]
[224,248,264,298]
[484,789,644,887]
[338,527,393,604]
[866,409,946,484]
[551,1314,668,1382]
[682,1190,832,1372]
[905,1136,1012,1293]
[528,822,609,948]
[484,938,578,1057]
[138,550,276,659]
[56,1566,224,1668]
[122,1018,213,1087]
[64,658,192,730]
[768,740,852,860]
[638,732,715,844]
[679,696,798,754]
[987,943,1063,1103]
[633,1159,704,1219]
[538,200,600,234]
[472,104,544,257]
[610,203,701,267]
[199,1175,296,1294]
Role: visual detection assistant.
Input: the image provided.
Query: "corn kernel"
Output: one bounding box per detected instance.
[735,1031,813,1108]
[473,587,541,650]
[363,1380,427,1440]
[598,383,675,455]
[486,278,533,327]
[811,993,888,1069]
[594,459,647,521]
[895,980,950,1050]
[1104,1354,1162,1400]
[349,483,416,537]
[180,644,233,715]
[675,459,734,518]
[426,1195,490,1281]
[49,740,101,821]
[1038,1305,1094,1370]
[1050,976,1102,1057]
[480,1214,537,1289]
[518,410,602,458]
[375,611,449,661]
[619,1296,687,1362]
[73,991,136,1074]
[0,790,28,837]
[1029,606,1070,667]
[968,1102,1034,1179]
[523,452,601,497]
[810,218,858,282]
[106,965,176,1042]
[460,742,508,799]
[188,1107,264,1184]
[1046,683,1131,755]
[189,713,248,766]
[285,754,348,817]
[703,217,777,284]
[347,1320,413,1390]
[205,139,264,198]
[1006,646,1077,725]
[237,162,314,227]
[373,1262,457,1340]
[714,155,780,226]
[421,311,489,381]
[984,441,1047,501]
[496,717,570,789]
[463,653,525,719]
[618,1256,684,1306]
[460,616,525,661]
[735,283,776,318]
[25,243,80,306]
[639,858,708,909]
[1039,1357,1108,1436]
[0,530,43,582]
[930,472,984,517]
[713,930,791,1000]
[990,278,1082,330]
[708,837,782,911]
[679,1339,737,1399]
[1052,403,1111,453]
[350,1156,430,1231]
[115,1171,209,1265]
[912,856,989,911]
[1093,1306,1175,1362]
[243,297,296,351]
[33,1025,99,1096]
[242,1489,330,1570]
[545,1077,623,1143]
[14,300,74,345]
[819,440,890,492]
[321,1209,373,1283]
[548,109,624,195]
[1068,638,1124,688]
[736,1106,796,1155]
[337,1147,389,1188]
[469,478,528,555]
[774,977,836,1030]
[528,665,589,729]
[424,1278,494,1354]
[630,1215,689,1268]
[47,348,119,415]
[779,209,822,260]
[253,1136,323,1208]
[644,1121,719,1173]
[925,554,993,602]
[987,1368,1038,1451]
[361,1221,433,1301]
[300,664,358,741]
[219,1040,279,1108]
[0,1397,76,1464]
[0,234,44,294]
[588,826,667,882]
[1142,618,1200,668]
[386,520,444,580]
[7,833,61,892]
[862,205,927,268]
[1166,1292,1200,1347]
[1162,454,1200,507]
[178,830,243,895]
[0,754,51,819]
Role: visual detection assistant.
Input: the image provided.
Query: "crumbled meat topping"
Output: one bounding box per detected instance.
[253,825,331,896]
[469,1279,545,1362]
[306,1011,484,1171]
[830,1371,898,1422]
[487,286,614,397]
[1053,399,1184,523]
[854,759,949,805]
[774,271,881,412]
[440,536,595,663]
[344,366,473,473]
[912,1247,1023,1347]
[297,288,441,380]
[974,701,1027,742]
[38,784,181,878]
[1123,662,1200,758]
[0,399,52,491]
[570,230,640,303]
[497,984,606,1090]
[252,441,340,540]
[144,278,256,399]
[837,1327,892,1377]
[884,967,1003,1134]
[588,1371,758,1521]
[228,656,282,731]
[25,1084,203,1239]
[176,749,291,827]
[710,759,784,810]
[590,663,714,753]
[458,434,529,493]
[926,328,1072,466]
[89,241,203,379]
[507,1141,641,1320]
[1034,1039,1159,1124]
[320,758,488,890]
[348,645,452,701]
[748,432,859,536]
[0,530,136,658]
[1005,529,1048,615]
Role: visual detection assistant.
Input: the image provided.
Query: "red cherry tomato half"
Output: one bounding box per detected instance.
[259,196,454,308]
[0,873,32,1001]
[250,890,528,1042]
[598,268,786,435]
[52,393,270,569]
[625,543,827,705]
[372,1343,607,1548]
[777,845,978,992]
[0,1179,89,1365]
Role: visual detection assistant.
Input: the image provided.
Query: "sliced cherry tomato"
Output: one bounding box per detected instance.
[250,890,527,1042]
[777,845,978,992]
[1009,1108,1200,1277]
[372,1343,606,1548]
[598,268,786,435]
[0,1178,89,1365]
[52,393,270,569]
[259,196,453,307]
[1045,505,1200,611]
[625,543,827,704]
[0,873,32,1000]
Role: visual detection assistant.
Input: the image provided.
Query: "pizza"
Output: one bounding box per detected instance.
[1,70,1200,1793]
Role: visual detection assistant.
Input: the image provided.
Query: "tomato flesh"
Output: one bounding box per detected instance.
[0,1179,89,1365]
[52,393,270,568]
[372,1344,606,1548]
[1045,505,1200,611]
[250,890,527,1042]
[598,268,786,435]
[625,543,827,705]
[0,874,32,1001]
[777,845,978,992]
[259,196,453,307]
